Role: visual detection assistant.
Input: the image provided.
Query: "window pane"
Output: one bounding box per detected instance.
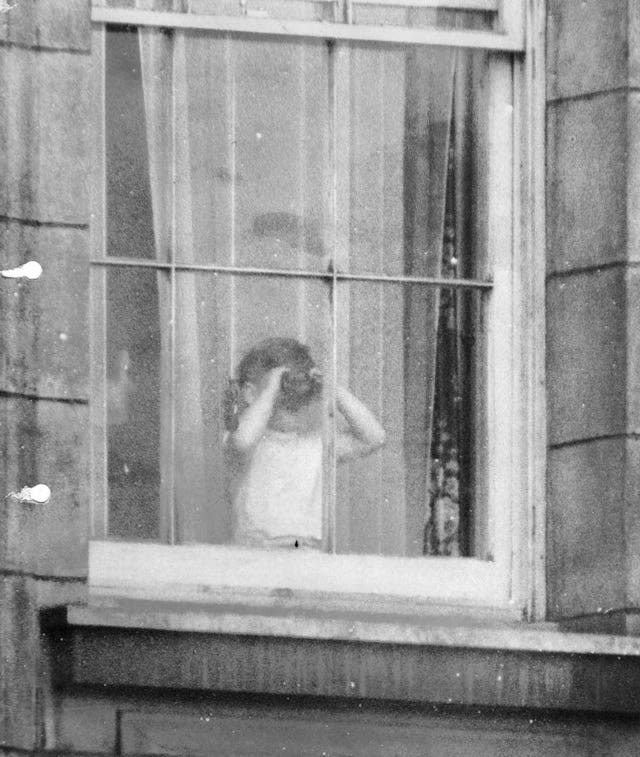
[105,25,155,261]
[351,4,496,32]
[173,272,331,546]
[105,28,494,281]
[101,27,496,557]
[335,282,486,557]
[341,46,492,279]
[106,267,164,539]
[225,36,329,272]
[106,27,330,271]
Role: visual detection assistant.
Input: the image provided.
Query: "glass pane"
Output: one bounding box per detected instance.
[172,32,330,271]
[102,27,496,556]
[335,282,486,557]
[105,27,493,281]
[106,28,329,271]
[105,26,155,261]
[188,0,336,23]
[173,272,331,547]
[351,4,496,33]
[342,45,492,279]
[233,38,329,272]
[106,267,164,539]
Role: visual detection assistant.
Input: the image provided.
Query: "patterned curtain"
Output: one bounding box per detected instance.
[424,134,462,556]
[424,55,477,556]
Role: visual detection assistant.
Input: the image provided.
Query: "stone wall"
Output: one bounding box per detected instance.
[546,0,640,631]
[0,0,91,750]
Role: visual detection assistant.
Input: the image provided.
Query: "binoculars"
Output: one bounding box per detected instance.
[224,366,323,431]
[280,366,323,400]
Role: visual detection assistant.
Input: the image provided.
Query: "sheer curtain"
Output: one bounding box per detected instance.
[336,46,456,556]
[137,30,458,554]
[138,28,174,541]
[140,29,228,543]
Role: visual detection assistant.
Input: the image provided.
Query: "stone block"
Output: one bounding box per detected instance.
[630,2,640,88]
[547,267,626,446]
[53,696,118,754]
[547,437,627,620]
[547,0,629,100]
[46,691,640,757]
[627,93,640,265]
[0,398,89,578]
[0,575,39,750]
[35,579,86,609]
[0,221,89,400]
[117,707,603,757]
[546,93,627,274]
[0,8,8,40]
[4,0,91,52]
[561,610,640,636]
[622,436,640,604]
[625,266,640,435]
[0,47,91,225]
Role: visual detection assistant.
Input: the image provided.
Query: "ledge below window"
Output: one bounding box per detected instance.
[57,599,640,714]
[67,599,640,657]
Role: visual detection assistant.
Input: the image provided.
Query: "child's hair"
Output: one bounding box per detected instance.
[236,337,322,414]
[237,337,315,386]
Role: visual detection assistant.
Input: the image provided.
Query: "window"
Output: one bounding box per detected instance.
[90,1,544,617]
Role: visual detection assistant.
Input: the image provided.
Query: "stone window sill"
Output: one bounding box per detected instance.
[67,600,640,657]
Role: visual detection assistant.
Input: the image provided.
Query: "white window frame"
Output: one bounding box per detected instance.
[88,0,546,621]
[91,0,524,51]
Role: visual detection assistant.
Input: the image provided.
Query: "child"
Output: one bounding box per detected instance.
[224,337,385,550]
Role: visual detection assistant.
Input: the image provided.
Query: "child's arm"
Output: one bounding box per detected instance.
[227,366,287,454]
[334,386,386,461]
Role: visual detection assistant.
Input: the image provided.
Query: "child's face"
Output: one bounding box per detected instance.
[245,368,324,434]
[271,393,323,434]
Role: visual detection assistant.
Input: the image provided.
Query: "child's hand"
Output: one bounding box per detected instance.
[265,365,290,395]
[226,365,290,453]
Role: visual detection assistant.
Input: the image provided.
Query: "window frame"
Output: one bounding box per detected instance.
[91,0,525,52]
[89,0,546,621]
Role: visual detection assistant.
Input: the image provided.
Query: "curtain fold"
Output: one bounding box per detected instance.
[402,47,456,556]
[138,28,175,542]
[425,50,471,557]
[140,29,227,543]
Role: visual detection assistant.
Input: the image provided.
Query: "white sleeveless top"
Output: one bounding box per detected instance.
[226,429,323,548]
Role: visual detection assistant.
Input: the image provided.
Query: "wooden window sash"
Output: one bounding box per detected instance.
[89,258,494,290]
[90,26,108,540]
[87,540,517,613]
[89,4,546,615]
[90,5,525,52]
[352,0,497,7]
[93,31,489,548]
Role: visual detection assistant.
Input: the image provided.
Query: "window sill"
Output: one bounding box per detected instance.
[60,600,640,712]
[66,599,640,658]
[87,541,517,614]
